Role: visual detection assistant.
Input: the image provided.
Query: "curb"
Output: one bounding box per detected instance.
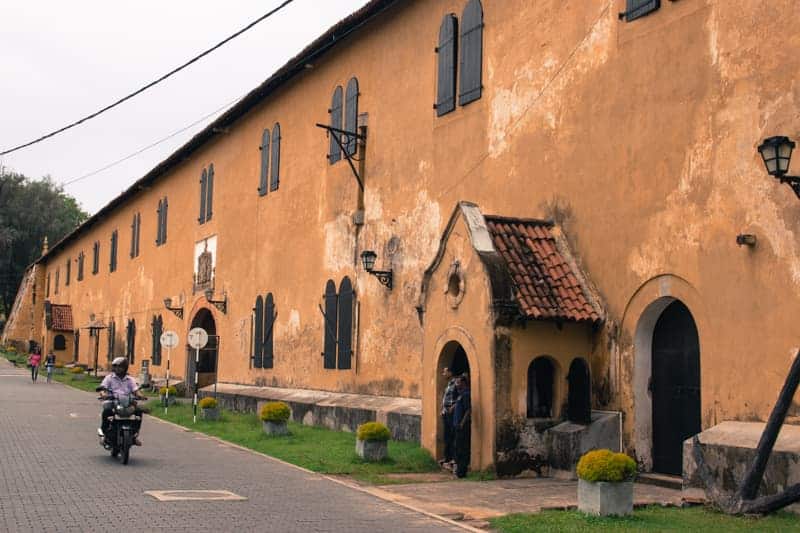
[148,415,484,532]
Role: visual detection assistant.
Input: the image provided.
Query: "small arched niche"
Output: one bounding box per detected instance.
[527,356,557,418]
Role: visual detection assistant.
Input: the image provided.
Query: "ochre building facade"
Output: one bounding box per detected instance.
[5,0,800,475]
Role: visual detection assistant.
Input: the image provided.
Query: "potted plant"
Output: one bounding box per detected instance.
[69,366,86,381]
[355,422,391,461]
[54,363,65,375]
[576,449,637,516]
[260,401,290,436]
[159,386,177,406]
[199,396,220,420]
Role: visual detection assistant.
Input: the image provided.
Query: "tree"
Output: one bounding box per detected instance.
[0,168,89,316]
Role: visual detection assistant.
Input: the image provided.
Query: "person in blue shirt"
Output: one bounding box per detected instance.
[452,374,471,478]
[99,357,145,445]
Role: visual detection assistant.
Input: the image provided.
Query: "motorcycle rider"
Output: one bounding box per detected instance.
[99,357,145,446]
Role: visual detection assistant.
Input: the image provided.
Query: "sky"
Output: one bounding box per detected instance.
[0,0,370,215]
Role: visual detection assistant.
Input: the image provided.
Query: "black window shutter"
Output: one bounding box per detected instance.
[156,200,162,245]
[459,0,483,106]
[323,280,338,369]
[259,129,270,196]
[110,230,117,272]
[127,319,136,365]
[107,321,115,361]
[199,168,207,224]
[65,258,70,286]
[344,78,359,157]
[206,164,214,221]
[624,0,660,22]
[254,296,263,368]
[337,277,353,370]
[162,198,168,244]
[151,315,158,365]
[135,213,140,257]
[329,86,343,164]
[270,124,280,192]
[263,293,275,368]
[131,215,136,257]
[436,14,458,116]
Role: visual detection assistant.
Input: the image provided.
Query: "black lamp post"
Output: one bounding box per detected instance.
[204,288,228,314]
[758,136,800,198]
[360,250,392,290]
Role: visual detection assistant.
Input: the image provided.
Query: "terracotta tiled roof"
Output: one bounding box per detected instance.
[484,216,601,323]
[50,304,73,331]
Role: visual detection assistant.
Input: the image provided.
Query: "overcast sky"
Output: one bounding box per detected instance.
[0,0,369,214]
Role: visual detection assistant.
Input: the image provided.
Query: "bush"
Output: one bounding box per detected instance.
[55,363,64,368]
[198,397,218,409]
[69,366,84,374]
[577,449,636,482]
[357,422,391,442]
[159,386,177,396]
[259,401,291,422]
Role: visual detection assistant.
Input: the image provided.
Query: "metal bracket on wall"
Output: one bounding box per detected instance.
[315,123,366,191]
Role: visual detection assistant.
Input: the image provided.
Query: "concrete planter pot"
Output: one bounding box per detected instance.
[160,395,176,406]
[201,407,220,421]
[53,367,65,375]
[356,439,388,462]
[577,479,633,516]
[263,420,289,436]
[71,373,86,381]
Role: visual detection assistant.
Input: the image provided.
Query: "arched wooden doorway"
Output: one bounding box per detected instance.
[436,341,471,461]
[187,308,218,394]
[567,358,591,424]
[651,300,700,475]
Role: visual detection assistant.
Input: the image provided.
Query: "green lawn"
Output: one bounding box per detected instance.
[489,506,800,532]
[144,400,438,484]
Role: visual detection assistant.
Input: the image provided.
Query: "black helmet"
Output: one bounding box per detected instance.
[111,357,129,372]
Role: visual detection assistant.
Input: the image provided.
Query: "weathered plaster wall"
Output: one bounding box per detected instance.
[11,0,800,466]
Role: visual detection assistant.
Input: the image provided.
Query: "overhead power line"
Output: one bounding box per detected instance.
[0,0,295,157]
[61,95,243,187]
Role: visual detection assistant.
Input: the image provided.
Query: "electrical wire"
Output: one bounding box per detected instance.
[61,95,243,187]
[0,0,295,156]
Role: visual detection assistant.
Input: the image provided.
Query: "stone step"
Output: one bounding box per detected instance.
[637,472,682,490]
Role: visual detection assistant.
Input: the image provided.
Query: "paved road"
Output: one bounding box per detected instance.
[0,361,462,532]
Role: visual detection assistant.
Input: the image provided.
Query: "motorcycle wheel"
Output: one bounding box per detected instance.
[121,428,132,465]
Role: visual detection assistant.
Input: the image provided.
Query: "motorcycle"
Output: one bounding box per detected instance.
[96,386,142,465]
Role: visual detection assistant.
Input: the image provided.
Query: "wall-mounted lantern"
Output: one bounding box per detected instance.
[736,234,757,247]
[758,136,800,198]
[163,298,184,320]
[204,288,227,314]
[360,250,393,290]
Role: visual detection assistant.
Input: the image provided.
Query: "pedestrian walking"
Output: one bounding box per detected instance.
[452,374,471,478]
[28,349,42,383]
[439,366,458,471]
[44,351,56,383]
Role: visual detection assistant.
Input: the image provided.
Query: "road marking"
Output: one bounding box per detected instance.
[0,374,27,377]
[145,490,247,502]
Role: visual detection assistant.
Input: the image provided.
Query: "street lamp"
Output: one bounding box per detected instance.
[163,297,183,319]
[758,136,800,198]
[204,288,228,314]
[360,250,392,290]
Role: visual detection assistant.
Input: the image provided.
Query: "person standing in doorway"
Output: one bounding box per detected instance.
[439,366,458,470]
[28,349,42,383]
[452,374,471,478]
[44,351,56,383]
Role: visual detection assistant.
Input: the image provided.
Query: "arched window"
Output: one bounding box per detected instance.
[435,14,458,116]
[126,319,136,365]
[328,86,343,164]
[253,295,264,368]
[151,315,163,366]
[459,0,483,106]
[53,334,66,351]
[259,128,270,196]
[322,280,337,369]
[344,77,359,157]
[337,277,354,370]
[567,358,591,424]
[270,124,280,192]
[527,357,555,418]
[263,293,275,368]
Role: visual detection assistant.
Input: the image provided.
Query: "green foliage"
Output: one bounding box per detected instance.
[489,506,800,533]
[159,386,177,396]
[0,169,89,314]
[259,401,290,422]
[357,422,391,442]
[576,449,636,482]
[198,397,218,409]
[145,401,438,483]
